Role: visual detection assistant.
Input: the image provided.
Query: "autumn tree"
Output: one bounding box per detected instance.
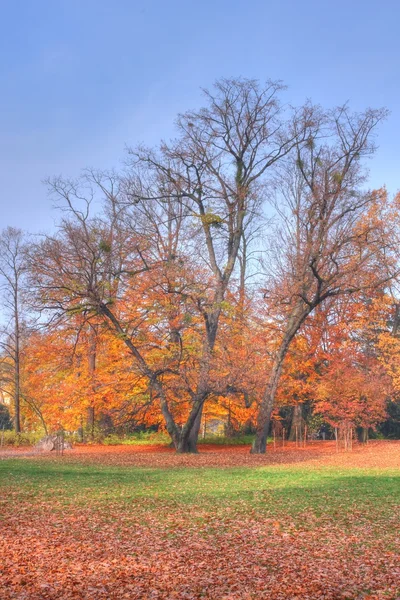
[281,293,393,444]
[123,78,319,451]
[30,78,315,452]
[252,106,396,453]
[315,355,390,448]
[20,318,153,435]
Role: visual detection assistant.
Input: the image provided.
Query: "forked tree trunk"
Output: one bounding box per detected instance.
[177,408,203,453]
[153,376,206,453]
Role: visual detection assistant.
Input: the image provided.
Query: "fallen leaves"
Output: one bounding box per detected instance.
[2,439,399,471]
[0,441,399,599]
[1,509,399,599]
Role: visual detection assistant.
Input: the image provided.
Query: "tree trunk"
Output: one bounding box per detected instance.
[86,326,97,439]
[21,395,47,435]
[14,293,21,433]
[252,304,311,454]
[289,404,303,442]
[87,406,95,439]
[14,370,21,433]
[251,362,283,454]
[357,427,368,444]
[177,435,198,453]
[187,407,203,451]
[177,404,204,453]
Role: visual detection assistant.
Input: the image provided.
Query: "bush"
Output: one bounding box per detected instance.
[0,404,13,430]
[377,400,400,439]
[198,434,255,445]
[0,431,42,447]
[102,431,171,446]
[101,432,257,447]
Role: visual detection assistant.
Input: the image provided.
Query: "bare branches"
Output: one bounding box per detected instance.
[20,77,394,454]
[251,102,393,452]
[0,227,28,432]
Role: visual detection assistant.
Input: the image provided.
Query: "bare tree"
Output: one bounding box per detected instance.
[0,228,27,432]
[251,105,396,453]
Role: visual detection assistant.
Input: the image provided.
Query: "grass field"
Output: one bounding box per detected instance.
[0,441,399,599]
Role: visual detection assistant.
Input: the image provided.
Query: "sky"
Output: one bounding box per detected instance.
[0,0,399,233]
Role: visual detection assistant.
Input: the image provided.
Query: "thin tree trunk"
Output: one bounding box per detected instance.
[87,326,97,439]
[87,406,95,439]
[21,394,48,435]
[14,291,21,433]
[14,357,21,433]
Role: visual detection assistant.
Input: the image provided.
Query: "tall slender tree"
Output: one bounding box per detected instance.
[0,227,27,432]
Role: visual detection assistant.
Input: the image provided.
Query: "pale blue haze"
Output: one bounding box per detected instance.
[0,0,399,231]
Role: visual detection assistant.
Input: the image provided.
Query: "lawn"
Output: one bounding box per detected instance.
[0,441,399,599]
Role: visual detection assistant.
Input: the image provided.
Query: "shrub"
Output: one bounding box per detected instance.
[198,434,255,445]
[0,431,42,447]
[102,431,171,446]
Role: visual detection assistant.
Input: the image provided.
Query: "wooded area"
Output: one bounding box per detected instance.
[1,78,400,453]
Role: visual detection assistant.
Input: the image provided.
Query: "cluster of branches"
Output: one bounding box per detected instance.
[0,78,398,452]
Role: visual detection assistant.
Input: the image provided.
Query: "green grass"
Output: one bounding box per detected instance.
[1,456,398,598]
[1,459,398,533]
[102,432,256,445]
[101,431,171,445]
[198,434,256,445]
[0,430,259,447]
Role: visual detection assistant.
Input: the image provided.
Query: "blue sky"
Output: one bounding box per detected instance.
[0,0,399,232]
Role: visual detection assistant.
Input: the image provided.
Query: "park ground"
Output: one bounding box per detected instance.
[0,441,399,599]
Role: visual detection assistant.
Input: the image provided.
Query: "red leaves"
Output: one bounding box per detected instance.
[2,509,399,599]
[1,442,399,599]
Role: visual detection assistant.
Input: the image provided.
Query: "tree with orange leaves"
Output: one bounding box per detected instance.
[252,103,398,452]
[28,79,317,452]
